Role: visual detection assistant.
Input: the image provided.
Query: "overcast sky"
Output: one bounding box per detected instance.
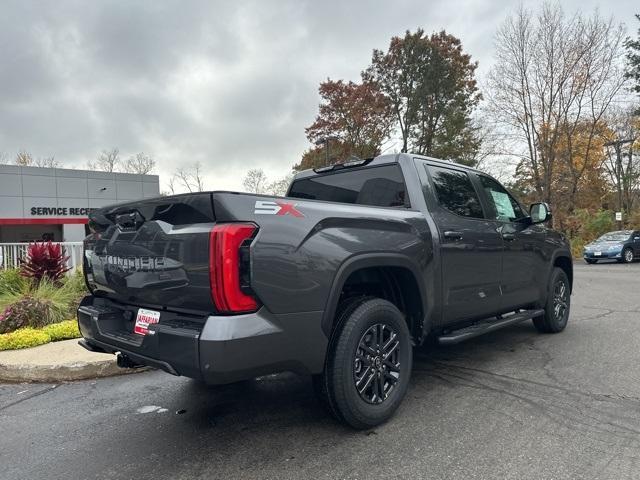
[1,0,637,192]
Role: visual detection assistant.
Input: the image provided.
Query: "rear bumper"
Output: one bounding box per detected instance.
[77,296,327,385]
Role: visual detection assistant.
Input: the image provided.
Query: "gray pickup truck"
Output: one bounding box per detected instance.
[78,153,573,429]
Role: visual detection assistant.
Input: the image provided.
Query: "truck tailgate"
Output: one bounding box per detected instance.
[84,193,216,313]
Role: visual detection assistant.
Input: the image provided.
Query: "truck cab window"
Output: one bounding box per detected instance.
[289,165,409,208]
[478,175,525,222]
[426,165,484,218]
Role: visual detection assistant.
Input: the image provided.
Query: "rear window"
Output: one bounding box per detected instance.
[288,165,409,208]
[426,165,484,219]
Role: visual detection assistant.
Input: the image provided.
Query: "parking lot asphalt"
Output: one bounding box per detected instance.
[2,261,640,480]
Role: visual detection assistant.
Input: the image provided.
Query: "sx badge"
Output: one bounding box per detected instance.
[254,200,304,217]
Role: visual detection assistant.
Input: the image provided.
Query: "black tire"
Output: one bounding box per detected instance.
[312,296,366,422]
[623,247,634,264]
[314,297,412,429]
[533,268,570,333]
[584,259,597,265]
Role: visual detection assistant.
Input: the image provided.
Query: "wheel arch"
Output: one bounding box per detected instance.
[552,253,573,293]
[321,254,428,343]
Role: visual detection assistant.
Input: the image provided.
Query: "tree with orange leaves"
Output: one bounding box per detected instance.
[295,79,394,171]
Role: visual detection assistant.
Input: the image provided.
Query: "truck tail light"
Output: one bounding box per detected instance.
[209,223,260,314]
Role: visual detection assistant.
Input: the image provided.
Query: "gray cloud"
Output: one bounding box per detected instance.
[0,0,636,191]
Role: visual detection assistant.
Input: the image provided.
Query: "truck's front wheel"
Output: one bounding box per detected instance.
[314,297,412,429]
[533,267,570,333]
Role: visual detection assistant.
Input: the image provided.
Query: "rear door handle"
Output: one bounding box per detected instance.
[444,231,463,240]
[502,233,516,242]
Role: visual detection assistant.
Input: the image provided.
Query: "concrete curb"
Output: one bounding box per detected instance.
[0,339,146,383]
[0,358,128,383]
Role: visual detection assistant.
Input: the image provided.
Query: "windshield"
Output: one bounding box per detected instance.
[596,232,631,242]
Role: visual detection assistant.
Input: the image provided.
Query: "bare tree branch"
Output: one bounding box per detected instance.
[172,162,205,193]
[486,2,627,216]
[124,152,156,174]
[15,150,62,168]
[88,148,120,172]
[242,169,269,194]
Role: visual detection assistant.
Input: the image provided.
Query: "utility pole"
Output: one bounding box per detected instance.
[604,138,635,229]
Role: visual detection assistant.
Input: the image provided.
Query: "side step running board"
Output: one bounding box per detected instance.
[437,309,545,345]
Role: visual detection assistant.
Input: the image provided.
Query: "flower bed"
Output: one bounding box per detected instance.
[0,320,81,351]
[0,242,87,348]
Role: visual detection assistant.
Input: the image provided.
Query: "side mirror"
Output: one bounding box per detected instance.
[530,202,551,224]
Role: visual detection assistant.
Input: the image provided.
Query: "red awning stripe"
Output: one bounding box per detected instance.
[0,218,89,225]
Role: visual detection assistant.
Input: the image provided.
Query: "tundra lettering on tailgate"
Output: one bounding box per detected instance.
[254,200,304,217]
[96,254,169,273]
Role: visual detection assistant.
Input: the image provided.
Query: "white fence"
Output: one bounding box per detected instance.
[0,242,84,273]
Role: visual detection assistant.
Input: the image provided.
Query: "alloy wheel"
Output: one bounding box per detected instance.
[625,249,634,263]
[553,279,568,322]
[353,323,401,405]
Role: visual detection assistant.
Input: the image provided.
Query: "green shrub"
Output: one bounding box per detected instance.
[59,268,88,313]
[62,268,87,295]
[0,278,30,313]
[579,209,615,240]
[570,237,585,259]
[0,328,51,350]
[0,320,81,351]
[564,209,616,258]
[0,296,51,333]
[41,320,80,341]
[30,277,79,323]
[0,269,28,296]
[0,271,86,333]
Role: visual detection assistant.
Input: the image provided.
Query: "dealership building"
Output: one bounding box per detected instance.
[0,164,160,243]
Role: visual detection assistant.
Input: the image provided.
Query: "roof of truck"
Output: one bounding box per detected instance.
[293,152,483,180]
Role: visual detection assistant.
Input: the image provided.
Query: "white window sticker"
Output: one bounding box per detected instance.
[489,190,515,221]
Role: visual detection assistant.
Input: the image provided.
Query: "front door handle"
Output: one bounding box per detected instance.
[444,231,463,240]
[502,232,516,242]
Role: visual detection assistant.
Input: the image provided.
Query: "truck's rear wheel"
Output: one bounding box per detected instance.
[533,267,570,333]
[314,297,412,429]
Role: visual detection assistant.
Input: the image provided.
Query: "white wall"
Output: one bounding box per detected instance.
[0,164,160,221]
[62,224,87,242]
[0,164,160,243]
